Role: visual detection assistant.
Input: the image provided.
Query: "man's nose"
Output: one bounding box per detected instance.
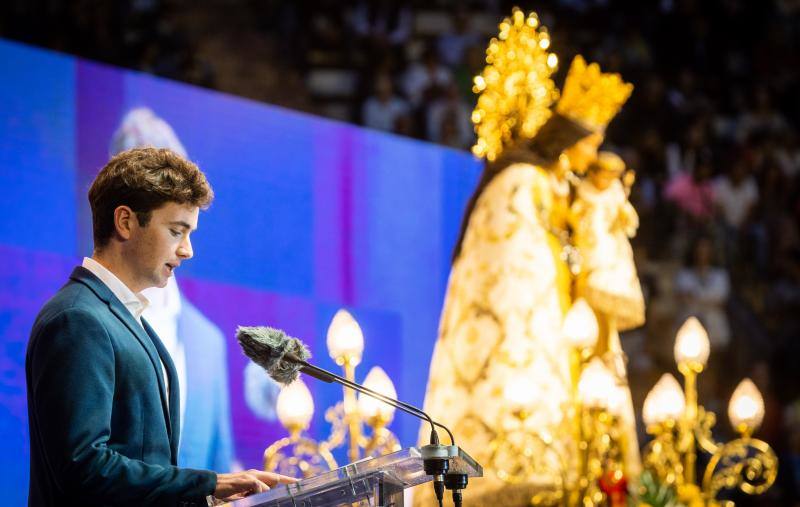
[177,235,193,259]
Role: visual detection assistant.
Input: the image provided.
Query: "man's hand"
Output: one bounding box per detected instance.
[214,470,298,501]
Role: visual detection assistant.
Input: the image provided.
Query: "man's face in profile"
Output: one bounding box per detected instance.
[127,202,199,291]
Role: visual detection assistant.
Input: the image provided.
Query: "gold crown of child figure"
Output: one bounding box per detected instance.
[555,55,634,133]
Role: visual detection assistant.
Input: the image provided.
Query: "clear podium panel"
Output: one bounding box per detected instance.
[230,446,482,507]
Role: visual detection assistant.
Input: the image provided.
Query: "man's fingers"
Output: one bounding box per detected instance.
[250,470,299,486]
[274,472,300,484]
[249,475,270,493]
[214,470,294,500]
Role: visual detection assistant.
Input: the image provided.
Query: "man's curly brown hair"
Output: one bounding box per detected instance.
[89,147,214,248]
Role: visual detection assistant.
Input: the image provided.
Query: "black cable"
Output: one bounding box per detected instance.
[453,489,463,507]
[445,474,468,507]
[434,481,445,507]
[336,373,455,444]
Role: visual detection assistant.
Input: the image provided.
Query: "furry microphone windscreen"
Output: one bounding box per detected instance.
[236,326,311,385]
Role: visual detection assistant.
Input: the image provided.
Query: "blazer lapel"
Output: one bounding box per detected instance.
[142,318,181,463]
[107,301,172,434]
[70,267,172,439]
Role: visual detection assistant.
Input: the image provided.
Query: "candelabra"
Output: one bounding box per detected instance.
[264,309,402,476]
[486,298,630,507]
[263,379,338,478]
[322,309,402,462]
[641,317,778,505]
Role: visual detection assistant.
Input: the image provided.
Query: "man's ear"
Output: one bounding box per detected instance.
[113,205,135,241]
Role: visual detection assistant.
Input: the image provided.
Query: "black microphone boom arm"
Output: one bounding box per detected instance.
[286,352,455,445]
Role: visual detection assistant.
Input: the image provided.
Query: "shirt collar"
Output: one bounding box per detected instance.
[82,257,150,320]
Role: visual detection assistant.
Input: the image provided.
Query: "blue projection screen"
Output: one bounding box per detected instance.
[0,39,481,502]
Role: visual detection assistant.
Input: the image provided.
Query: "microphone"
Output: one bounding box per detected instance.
[236,326,312,384]
[236,325,460,506]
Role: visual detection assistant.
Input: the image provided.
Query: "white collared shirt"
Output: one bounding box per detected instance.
[141,277,187,425]
[82,257,170,407]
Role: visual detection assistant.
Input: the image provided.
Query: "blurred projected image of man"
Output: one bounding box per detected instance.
[111,107,248,474]
[25,147,295,505]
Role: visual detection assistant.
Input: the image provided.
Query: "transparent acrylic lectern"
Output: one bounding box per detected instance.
[230,446,482,507]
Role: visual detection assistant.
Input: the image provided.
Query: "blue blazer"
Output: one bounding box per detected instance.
[26,267,216,506]
[176,299,233,472]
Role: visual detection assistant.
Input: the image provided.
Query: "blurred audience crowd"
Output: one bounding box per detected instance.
[2,0,800,504]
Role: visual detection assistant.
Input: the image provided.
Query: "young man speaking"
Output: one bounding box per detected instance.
[26,148,294,505]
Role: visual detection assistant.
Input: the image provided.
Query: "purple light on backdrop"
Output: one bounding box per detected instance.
[0,38,482,502]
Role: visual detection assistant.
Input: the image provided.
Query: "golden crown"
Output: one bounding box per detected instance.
[555,55,633,132]
[471,8,560,162]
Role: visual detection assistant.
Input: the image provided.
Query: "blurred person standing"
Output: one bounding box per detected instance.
[362,72,410,133]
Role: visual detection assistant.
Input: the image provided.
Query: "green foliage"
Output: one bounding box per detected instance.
[629,471,681,507]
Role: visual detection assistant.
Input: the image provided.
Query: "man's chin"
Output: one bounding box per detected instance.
[154,275,171,289]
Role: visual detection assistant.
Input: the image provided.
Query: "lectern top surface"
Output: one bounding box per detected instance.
[231,446,482,507]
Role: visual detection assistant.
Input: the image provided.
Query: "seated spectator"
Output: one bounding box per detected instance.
[766,215,800,311]
[775,130,800,179]
[621,27,653,69]
[362,72,409,133]
[713,156,758,232]
[666,69,703,118]
[437,8,481,67]
[401,47,452,108]
[664,150,715,223]
[453,45,484,102]
[745,156,793,276]
[783,399,800,503]
[713,153,758,268]
[675,236,732,349]
[348,0,412,64]
[426,83,473,149]
[437,111,462,149]
[393,113,413,137]
[736,86,789,142]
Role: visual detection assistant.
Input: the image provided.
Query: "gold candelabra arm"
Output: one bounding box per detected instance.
[264,433,338,478]
[361,423,402,458]
[701,436,779,500]
[322,383,400,461]
[642,422,685,488]
[322,401,348,451]
[693,406,720,455]
[487,415,568,499]
[680,368,700,486]
[640,317,778,504]
[577,408,623,507]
